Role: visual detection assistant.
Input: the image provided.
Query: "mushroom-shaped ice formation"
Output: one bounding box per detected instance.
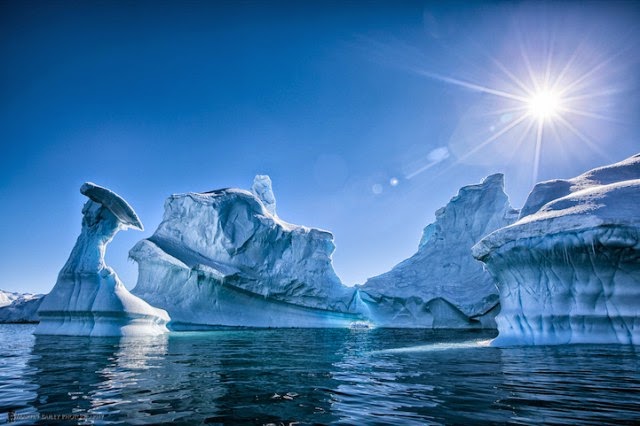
[35,183,170,336]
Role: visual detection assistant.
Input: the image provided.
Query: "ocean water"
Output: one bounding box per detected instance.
[0,324,639,425]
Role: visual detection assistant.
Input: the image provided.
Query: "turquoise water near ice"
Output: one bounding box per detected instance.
[1,324,639,425]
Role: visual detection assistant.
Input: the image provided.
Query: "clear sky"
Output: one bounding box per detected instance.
[1,1,639,294]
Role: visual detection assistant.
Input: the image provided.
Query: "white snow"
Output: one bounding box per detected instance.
[35,182,170,337]
[473,153,640,346]
[357,174,518,328]
[0,290,17,308]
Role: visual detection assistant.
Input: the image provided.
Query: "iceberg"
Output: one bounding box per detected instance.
[131,174,523,329]
[357,174,519,328]
[473,154,640,345]
[0,290,44,323]
[130,176,361,329]
[35,183,170,337]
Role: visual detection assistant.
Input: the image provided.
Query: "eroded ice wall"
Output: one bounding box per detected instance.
[358,174,519,328]
[130,176,360,329]
[473,154,640,345]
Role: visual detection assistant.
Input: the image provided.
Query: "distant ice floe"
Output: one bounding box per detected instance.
[0,290,44,323]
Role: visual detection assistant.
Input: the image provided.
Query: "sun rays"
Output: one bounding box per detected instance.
[410,44,621,184]
[357,4,637,192]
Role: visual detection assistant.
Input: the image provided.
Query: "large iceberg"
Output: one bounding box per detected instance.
[35,183,170,337]
[473,154,640,345]
[357,174,519,328]
[130,176,361,329]
[131,175,524,329]
[0,290,44,323]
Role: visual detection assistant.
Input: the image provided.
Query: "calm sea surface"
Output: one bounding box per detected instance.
[0,324,638,425]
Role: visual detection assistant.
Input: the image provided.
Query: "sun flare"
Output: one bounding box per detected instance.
[527,90,562,120]
[407,25,620,187]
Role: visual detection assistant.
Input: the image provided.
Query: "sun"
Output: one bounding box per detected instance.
[527,90,562,120]
[407,36,616,186]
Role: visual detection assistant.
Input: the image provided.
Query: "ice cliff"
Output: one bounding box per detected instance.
[130,176,360,329]
[357,174,519,328]
[473,154,640,345]
[0,290,44,323]
[35,183,170,336]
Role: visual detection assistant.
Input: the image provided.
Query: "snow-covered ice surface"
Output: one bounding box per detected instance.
[357,174,519,328]
[0,290,44,323]
[473,154,640,346]
[130,176,361,328]
[0,289,31,308]
[0,291,12,308]
[35,183,170,337]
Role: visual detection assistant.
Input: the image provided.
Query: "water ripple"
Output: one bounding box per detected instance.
[0,326,638,425]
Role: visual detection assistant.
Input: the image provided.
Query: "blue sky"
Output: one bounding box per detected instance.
[1,1,639,294]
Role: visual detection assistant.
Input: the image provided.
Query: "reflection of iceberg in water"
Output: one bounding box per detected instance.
[26,336,116,421]
[87,335,171,422]
[5,329,638,424]
[136,333,226,422]
[25,334,200,424]
[25,334,229,424]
